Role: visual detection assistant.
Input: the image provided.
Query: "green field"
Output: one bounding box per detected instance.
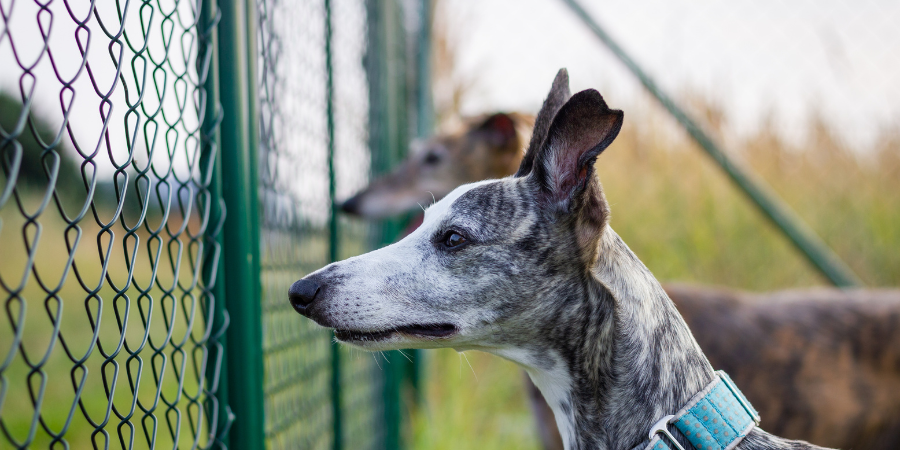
[409,104,900,449]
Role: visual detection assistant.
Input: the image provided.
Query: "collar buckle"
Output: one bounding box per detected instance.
[648,415,685,450]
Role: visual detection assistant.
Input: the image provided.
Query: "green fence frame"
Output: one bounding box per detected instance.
[365,0,433,447]
[561,0,862,288]
[0,0,431,448]
[215,0,433,447]
[201,0,235,447]
[215,0,266,448]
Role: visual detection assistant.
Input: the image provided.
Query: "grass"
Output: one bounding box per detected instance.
[411,350,541,450]
[409,102,900,449]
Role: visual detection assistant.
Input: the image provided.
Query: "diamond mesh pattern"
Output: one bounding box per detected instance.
[256,0,387,449]
[1,0,420,448]
[0,0,226,449]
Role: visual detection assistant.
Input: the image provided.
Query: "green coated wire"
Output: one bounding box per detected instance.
[561,0,862,288]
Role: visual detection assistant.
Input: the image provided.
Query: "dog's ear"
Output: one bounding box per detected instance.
[516,68,571,177]
[530,89,623,256]
[474,113,518,152]
[532,89,623,209]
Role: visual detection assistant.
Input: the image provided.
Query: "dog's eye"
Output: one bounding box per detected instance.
[443,232,467,249]
[424,152,441,165]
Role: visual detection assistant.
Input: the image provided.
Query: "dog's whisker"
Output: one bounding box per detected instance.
[461,352,477,381]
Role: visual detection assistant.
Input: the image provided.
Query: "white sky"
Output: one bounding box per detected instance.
[441,0,900,149]
[0,0,202,181]
[2,0,897,186]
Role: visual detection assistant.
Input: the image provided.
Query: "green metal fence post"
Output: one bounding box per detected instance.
[561,0,863,288]
[200,0,234,447]
[324,0,344,449]
[409,0,434,401]
[244,0,263,334]
[416,0,434,140]
[217,0,266,448]
[366,0,412,448]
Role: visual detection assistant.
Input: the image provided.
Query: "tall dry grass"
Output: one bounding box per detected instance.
[410,97,900,449]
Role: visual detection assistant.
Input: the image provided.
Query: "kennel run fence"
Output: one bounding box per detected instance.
[0,0,431,448]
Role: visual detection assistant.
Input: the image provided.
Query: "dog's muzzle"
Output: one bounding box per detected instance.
[288,278,320,315]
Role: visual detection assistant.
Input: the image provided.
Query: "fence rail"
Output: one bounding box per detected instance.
[560,0,864,289]
[0,0,431,448]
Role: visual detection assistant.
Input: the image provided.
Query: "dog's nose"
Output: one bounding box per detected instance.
[288,279,320,313]
[339,196,361,215]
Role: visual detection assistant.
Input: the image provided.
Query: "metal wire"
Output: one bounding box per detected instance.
[2,0,423,447]
[0,0,227,449]
[562,0,863,288]
[256,0,333,448]
[256,0,420,448]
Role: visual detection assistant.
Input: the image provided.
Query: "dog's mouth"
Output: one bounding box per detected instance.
[334,323,457,342]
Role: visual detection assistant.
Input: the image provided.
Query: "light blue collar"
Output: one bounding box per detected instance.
[638,371,760,450]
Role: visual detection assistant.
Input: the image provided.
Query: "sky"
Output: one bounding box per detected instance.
[1,0,896,193]
[440,0,900,149]
[0,0,202,182]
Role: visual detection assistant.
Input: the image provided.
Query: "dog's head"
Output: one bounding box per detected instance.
[290,69,623,359]
[339,112,527,219]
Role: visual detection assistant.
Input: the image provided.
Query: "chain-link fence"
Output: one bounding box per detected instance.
[257,0,430,448]
[1,0,430,448]
[0,0,226,448]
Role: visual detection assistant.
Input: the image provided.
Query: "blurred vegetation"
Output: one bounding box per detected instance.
[410,98,900,449]
[0,91,82,196]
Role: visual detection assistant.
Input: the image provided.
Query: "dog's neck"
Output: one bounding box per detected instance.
[520,227,715,450]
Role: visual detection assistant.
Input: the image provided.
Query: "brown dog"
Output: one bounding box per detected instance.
[341,112,533,219]
[340,112,900,450]
[342,111,570,448]
[669,284,900,450]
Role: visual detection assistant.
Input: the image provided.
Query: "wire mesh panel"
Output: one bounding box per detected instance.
[331,2,389,449]
[255,0,419,448]
[0,0,226,449]
[257,0,334,446]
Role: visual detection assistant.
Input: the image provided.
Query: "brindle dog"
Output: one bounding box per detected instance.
[339,72,900,450]
[288,69,832,450]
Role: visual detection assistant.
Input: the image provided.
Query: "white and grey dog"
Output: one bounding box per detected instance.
[289,70,830,450]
